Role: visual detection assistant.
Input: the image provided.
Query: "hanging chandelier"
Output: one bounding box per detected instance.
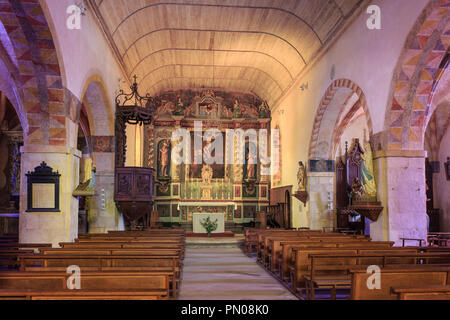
[115,75,160,126]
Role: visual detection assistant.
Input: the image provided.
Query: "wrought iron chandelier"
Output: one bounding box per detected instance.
[115,75,160,126]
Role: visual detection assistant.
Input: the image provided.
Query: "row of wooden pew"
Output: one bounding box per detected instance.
[244,228,450,300]
[0,229,185,300]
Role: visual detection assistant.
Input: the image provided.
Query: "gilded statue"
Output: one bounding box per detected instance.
[361,142,377,197]
[297,161,306,191]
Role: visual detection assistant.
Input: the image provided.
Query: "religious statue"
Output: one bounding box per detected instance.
[201,164,213,184]
[201,164,213,199]
[350,177,364,203]
[158,140,170,177]
[245,145,257,180]
[173,97,184,115]
[233,99,242,118]
[361,142,377,198]
[297,161,306,191]
[259,101,271,118]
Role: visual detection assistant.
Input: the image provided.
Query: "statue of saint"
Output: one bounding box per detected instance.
[351,177,364,202]
[174,97,184,115]
[246,146,257,179]
[233,99,241,118]
[202,165,213,184]
[159,140,170,177]
[361,142,377,197]
[297,161,306,191]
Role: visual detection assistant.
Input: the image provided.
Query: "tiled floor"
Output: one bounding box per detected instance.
[178,246,298,300]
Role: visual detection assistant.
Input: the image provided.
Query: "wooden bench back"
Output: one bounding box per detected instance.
[351,267,450,300]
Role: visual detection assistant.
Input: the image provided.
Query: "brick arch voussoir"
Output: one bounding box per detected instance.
[309,79,373,160]
[0,0,64,146]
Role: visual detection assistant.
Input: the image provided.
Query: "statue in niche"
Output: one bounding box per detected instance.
[158,139,171,178]
[233,99,242,118]
[350,177,364,204]
[259,101,271,118]
[201,164,213,199]
[241,104,259,118]
[245,143,257,180]
[297,161,306,191]
[173,97,185,116]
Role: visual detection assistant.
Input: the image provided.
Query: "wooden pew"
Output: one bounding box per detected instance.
[305,250,424,299]
[265,236,373,270]
[391,285,450,300]
[278,241,393,282]
[289,247,420,297]
[0,271,170,300]
[39,248,183,260]
[0,249,35,269]
[0,289,167,300]
[350,266,450,300]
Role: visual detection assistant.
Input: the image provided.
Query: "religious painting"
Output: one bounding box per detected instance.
[198,101,218,118]
[244,142,258,180]
[189,131,224,179]
[157,139,171,178]
[92,136,113,153]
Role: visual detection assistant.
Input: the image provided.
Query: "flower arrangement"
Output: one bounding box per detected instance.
[200,216,218,237]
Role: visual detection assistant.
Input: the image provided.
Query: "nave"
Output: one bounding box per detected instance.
[178,246,297,300]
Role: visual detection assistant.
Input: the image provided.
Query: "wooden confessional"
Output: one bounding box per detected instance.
[336,139,383,234]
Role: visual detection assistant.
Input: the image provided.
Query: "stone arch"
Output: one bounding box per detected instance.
[81,73,115,137]
[308,79,374,160]
[384,0,449,151]
[0,0,65,146]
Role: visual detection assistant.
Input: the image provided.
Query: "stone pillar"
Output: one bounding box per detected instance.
[19,145,81,247]
[372,150,427,245]
[307,172,335,230]
[88,146,120,233]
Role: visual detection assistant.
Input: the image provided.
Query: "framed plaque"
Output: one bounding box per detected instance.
[26,162,60,212]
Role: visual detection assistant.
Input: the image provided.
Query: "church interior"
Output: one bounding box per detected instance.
[0,0,449,301]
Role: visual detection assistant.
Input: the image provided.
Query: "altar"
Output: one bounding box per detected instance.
[193,213,225,234]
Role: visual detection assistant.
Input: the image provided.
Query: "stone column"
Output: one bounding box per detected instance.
[307,172,335,230]
[19,144,81,246]
[88,138,120,233]
[372,150,427,245]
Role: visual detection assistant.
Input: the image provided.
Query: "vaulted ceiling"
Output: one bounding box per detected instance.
[89,0,364,108]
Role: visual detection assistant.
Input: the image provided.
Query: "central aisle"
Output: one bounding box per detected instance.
[178,246,298,300]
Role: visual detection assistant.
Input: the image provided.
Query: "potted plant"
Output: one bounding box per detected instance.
[200,216,218,237]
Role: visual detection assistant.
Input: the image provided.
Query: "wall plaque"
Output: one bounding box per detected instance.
[26,162,60,212]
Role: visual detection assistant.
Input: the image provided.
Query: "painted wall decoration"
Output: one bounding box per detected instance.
[309,159,335,173]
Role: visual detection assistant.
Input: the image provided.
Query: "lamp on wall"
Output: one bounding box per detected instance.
[300,82,309,91]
